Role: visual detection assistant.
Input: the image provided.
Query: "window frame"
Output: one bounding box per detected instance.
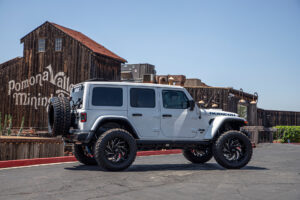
[38,38,46,52]
[55,38,62,52]
[130,88,156,108]
[162,89,189,109]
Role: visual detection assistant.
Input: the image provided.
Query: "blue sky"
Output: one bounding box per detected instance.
[0,0,300,111]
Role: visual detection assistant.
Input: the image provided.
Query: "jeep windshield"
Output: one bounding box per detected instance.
[70,84,84,109]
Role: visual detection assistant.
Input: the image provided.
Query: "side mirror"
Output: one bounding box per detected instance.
[188,100,195,111]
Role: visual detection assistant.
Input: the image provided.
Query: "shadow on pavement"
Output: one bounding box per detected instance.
[65,163,268,172]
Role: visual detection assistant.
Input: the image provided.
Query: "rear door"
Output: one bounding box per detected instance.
[127,87,160,138]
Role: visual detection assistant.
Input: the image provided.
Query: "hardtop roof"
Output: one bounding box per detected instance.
[75,81,184,89]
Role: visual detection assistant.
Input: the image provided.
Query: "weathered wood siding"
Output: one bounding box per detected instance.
[185,87,258,125]
[91,54,121,80]
[185,87,231,111]
[0,136,64,160]
[185,87,255,111]
[257,109,300,127]
[0,57,25,129]
[0,22,122,129]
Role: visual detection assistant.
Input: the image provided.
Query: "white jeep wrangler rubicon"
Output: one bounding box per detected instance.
[48,81,252,171]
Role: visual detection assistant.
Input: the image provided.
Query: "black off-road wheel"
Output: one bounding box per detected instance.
[183,146,213,164]
[213,130,253,169]
[48,97,71,136]
[74,144,97,165]
[94,128,137,171]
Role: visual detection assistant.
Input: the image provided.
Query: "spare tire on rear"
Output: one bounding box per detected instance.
[48,97,71,136]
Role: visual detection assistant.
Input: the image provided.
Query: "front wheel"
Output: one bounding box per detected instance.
[213,130,253,169]
[183,146,213,164]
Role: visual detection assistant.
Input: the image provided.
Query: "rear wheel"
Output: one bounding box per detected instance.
[183,146,213,164]
[94,128,137,171]
[74,144,97,165]
[213,130,252,169]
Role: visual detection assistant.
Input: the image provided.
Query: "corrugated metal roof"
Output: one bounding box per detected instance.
[50,22,127,63]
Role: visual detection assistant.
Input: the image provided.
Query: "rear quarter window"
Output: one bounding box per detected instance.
[92,87,123,106]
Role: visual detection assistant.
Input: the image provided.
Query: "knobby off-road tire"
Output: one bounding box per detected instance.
[74,144,97,165]
[183,146,213,164]
[48,97,71,136]
[94,128,137,171]
[213,130,253,169]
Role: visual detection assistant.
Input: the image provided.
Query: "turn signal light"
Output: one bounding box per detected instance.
[80,112,87,122]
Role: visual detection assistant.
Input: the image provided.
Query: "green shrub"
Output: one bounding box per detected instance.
[274,126,300,143]
[17,116,25,136]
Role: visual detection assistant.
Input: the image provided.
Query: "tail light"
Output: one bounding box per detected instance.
[80,112,87,122]
[244,120,248,125]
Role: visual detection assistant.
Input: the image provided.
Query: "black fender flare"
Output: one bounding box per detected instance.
[212,117,247,141]
[91,117,140,139]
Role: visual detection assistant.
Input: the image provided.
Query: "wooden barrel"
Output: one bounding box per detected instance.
[0,136,64,161]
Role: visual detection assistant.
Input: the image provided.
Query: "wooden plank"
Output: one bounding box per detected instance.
[0,137,64,160]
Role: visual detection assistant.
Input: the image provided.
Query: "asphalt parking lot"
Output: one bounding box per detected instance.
[0,143,299,200]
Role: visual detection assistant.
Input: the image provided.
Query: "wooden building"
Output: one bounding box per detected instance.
[186,86,300,127]
[185,86,258,125]
[156,75,186,86]
[184,78,209,87]
[0,21,126,130]
[121,63,156,82]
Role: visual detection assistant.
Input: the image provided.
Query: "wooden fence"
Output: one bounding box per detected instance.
[241,126,275,144]
[257,109,300,127]
[0,136,64,161]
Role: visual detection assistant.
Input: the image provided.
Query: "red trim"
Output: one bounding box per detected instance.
[0,156,77,169]
[0,149,182,169]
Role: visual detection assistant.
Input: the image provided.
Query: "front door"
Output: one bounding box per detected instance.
[128,87,160,138]
[159,89,200,138]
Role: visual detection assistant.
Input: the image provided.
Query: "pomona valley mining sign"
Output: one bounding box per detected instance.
[8,65,73,111]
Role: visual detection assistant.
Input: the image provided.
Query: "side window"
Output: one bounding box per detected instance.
[92,87,123,106]
[130,88,155,108]
[162,90,189,109]
[38,38,45,52]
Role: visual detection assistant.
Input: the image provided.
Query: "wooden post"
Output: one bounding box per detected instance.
[248,103,258,126]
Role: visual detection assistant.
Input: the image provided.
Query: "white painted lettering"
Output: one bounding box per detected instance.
[8,65,73,111]
[8,80,15,95]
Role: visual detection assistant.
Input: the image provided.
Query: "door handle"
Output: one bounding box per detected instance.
[162,114,172,118]
[132,113,143,117]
